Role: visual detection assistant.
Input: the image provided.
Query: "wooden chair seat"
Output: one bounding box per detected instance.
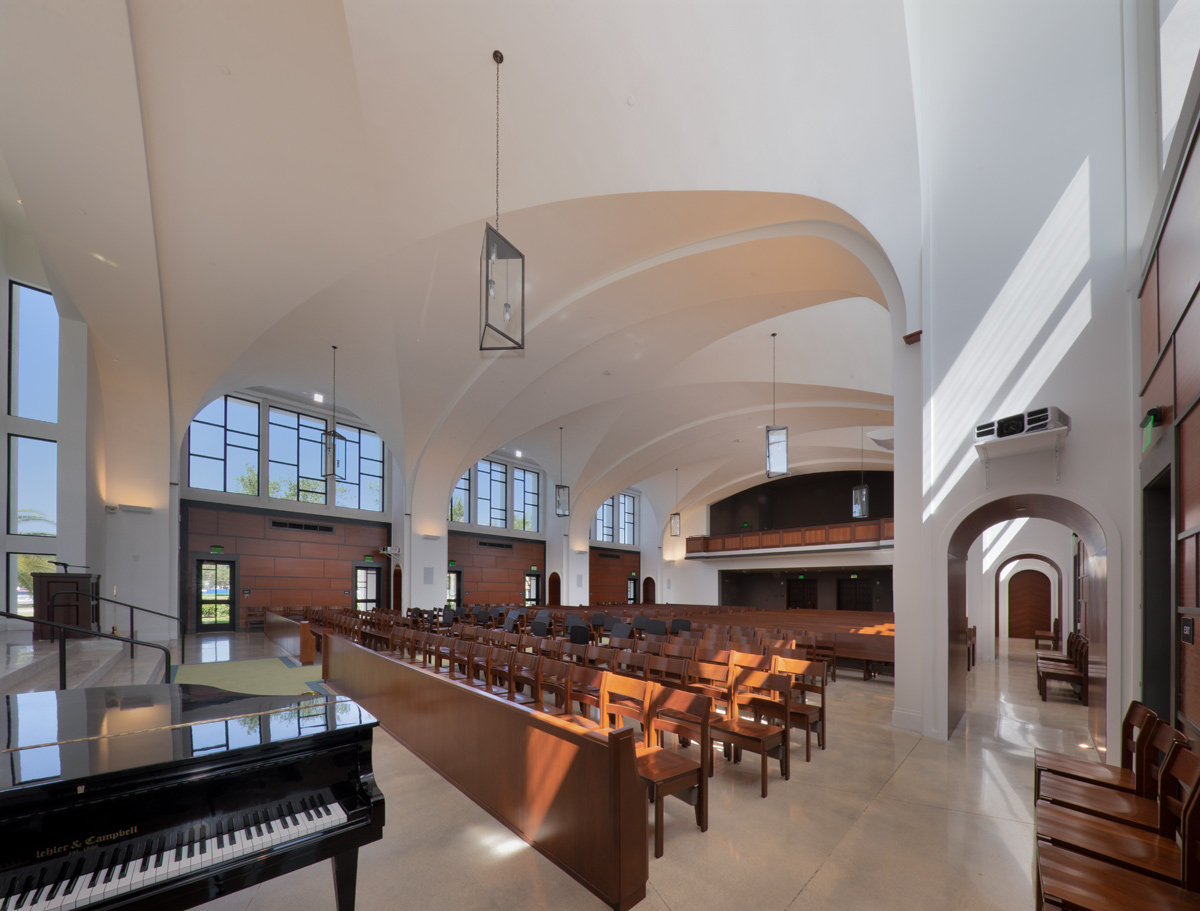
[1037,842,1200,911]
[1035,750,1136,797]
[1037,775,1160,830]
[1035,802,1181,884]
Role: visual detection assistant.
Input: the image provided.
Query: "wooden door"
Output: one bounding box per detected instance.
[547,572,561,606]
[1008,569,1051,639]
[836,579,872,610]
[642,577,656,604]
[786,578,817,610]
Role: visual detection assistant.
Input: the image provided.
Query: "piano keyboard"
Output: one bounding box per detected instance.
[0,790,347,911]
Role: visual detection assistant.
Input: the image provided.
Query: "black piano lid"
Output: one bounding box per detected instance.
[0,683,377,790]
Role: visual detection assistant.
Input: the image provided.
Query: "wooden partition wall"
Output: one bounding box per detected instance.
[264,610,316,665]
[321,635,648,910]
[1140,125,1200,737]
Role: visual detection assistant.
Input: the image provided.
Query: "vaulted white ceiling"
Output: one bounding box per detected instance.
[0,0,921,528]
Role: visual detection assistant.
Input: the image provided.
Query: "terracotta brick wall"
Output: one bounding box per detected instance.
[589,547,640,604]
[182,501,389,628]
[448,531,546,606]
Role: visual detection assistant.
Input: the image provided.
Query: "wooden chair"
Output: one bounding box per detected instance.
[602,673,652,734]
[1034,702,1155,800]
[767,656,827,761]
[1036,719,1189,831]
[613,650,648,680]
[693,645,731,664]
[1035,616,1063,652]
[561,641,589,665]
[1037,841,1200,911]
[814,638,837,682]
[635,684,712,858]
[1035,741,1200,887]
[645,655,688,687]
[538,657,574,713]
[508,651,541,706]
[1039,631,1080,664]
[710,669,791,797]
[586,645,616,669]
[1039,637,1089,704]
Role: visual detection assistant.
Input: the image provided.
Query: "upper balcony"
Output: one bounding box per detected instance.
[685,517,894,558]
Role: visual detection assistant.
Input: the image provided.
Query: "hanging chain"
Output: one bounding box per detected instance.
[771,332,777,424]
[331,345,338,429]
[559,426,564,482]
[495,56,501,231]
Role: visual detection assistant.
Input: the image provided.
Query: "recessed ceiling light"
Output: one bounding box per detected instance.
[91,252,118,267]
[602,370,612,376]
[1077,742,1090,749]
[514,450,522,458]
[313,393,324,403]
[15,199,21,206]
[1096,746,1107,753]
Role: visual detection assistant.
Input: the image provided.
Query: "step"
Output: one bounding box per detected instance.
[0,639,124,695]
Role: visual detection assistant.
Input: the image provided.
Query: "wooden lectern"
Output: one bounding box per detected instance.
[32,572,100,640]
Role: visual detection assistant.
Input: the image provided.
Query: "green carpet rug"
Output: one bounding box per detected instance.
[173,657,326,696]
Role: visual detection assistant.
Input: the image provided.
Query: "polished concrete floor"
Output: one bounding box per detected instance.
[164,635,1090,911]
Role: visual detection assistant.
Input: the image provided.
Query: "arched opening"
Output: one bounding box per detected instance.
[992,553,1063,643]
[948,494,1106,746]
[547,572,561,606]
[392,565,403,610]
[642,577,656,604]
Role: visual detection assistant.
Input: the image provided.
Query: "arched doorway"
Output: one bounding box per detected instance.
[947,494,1107,745]
[1007,569,1051,639]
[547,572,561,606]
[642,577,656,604]
[392,565,403,610]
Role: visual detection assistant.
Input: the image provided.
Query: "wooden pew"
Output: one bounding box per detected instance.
[322,635,648,911]
[264,609,317,665]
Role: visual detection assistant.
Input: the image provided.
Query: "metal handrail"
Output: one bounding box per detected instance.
[1,611,171,690]
[49,592,183,660]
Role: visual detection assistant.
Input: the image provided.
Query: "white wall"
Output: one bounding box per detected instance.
[905,0,1144,744]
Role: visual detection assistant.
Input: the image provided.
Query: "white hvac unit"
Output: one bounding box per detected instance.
[974,406,1070,458]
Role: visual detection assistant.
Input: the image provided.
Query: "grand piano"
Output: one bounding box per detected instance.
[0,683,385,910]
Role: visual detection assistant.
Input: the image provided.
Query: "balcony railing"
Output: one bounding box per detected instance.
[686,517,894,555]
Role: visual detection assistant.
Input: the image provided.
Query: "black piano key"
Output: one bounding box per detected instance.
[87,850,108,888]
[243,814,253,839]
[63,856,86,895]
[226,817,236,847]
[11,875,33,911]
[286,801,300,826]
[27,866,48,906]
[318,792,332,816]
[118,842,134,878]
[263,812,274,835]
[173,831,184,864]
[186,827,196,860]
[277,803,289,830]
[252,811,264,838]
[299,797,314,821]
[215,818,225,850]
[103,852,118,885]
[153,835,166,869]
[139,838,154,873]
[46,861,70,901]
[198,823,207,855]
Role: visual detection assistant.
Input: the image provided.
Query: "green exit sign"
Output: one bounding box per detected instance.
[851,573,858,579]
[1143,421,1153,453]
[797,574,804,580]
[530,565,538,571]
[449,560,456,567]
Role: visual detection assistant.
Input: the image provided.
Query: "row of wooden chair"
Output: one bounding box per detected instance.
[1034,701,1200,910]
[386,625,828,765]
[1038,633,1089,705]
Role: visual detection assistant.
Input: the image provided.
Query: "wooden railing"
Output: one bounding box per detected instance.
[686,517,894,555]
[322,635,648,910]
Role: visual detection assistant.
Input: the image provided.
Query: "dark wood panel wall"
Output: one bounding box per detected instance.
[1140,131,1200,731]
[448,531,546,606]
[589,547,641,604]
[181,501,388,627]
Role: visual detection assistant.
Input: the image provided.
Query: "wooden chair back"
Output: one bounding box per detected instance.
[647,686,712,767]
[1140,718,1191,800]
[693,645,731,664]
[1119,700,1155,769]
[613,650,648,678]
[586,645,616,669]
[602,673,653,731]
[608,636,636,651]
[731,650,770,672]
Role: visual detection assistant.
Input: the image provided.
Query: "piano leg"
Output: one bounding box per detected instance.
[331,848,359,911]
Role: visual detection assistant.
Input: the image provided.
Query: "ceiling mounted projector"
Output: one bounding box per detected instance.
[974,406,1070,458]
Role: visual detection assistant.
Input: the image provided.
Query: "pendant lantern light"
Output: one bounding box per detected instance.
[480,50,525,351]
